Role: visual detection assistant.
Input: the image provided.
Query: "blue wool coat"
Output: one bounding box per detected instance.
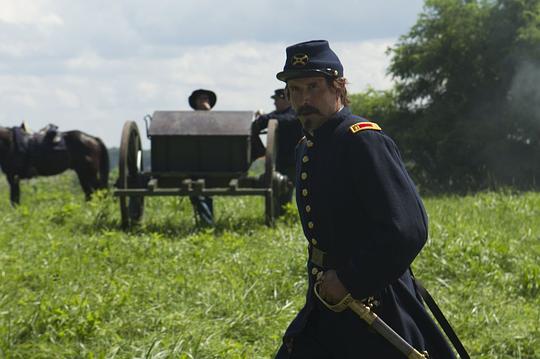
[252,107,302,170]
[280,107,456,358]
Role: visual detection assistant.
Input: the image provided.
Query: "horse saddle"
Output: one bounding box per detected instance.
[13,123,66,154]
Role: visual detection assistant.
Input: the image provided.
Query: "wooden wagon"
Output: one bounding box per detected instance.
[113,111,288,228]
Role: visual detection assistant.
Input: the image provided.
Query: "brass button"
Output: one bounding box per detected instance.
[302,189,308,197]
[307,140,314,148]
[311,238,318,246]
[311,267,319,275]
[302,155,309,163]
[308,221,314,229]
[301,172,308,180]
[305,205,311,213]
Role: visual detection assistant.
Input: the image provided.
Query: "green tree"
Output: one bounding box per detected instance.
[387,0,540,191]
[348,88,413,157]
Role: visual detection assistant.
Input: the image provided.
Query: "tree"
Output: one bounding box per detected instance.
[349,87,397,123]
[387,0,540,191]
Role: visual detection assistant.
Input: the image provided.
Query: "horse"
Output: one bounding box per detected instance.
[0,125,109,205]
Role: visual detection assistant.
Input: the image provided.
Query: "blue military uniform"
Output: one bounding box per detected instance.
[275,40,457,358]
[251,89,303,213]
[252,106,302,172]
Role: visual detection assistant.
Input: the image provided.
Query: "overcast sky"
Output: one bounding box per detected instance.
[0,0,425,147]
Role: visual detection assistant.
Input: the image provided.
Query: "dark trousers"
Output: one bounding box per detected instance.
[189,195,213,226]
[275,308,404,359]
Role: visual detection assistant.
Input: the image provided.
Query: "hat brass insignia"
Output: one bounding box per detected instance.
[292,53,309,66]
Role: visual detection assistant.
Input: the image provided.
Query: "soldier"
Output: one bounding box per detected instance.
[274,40,457,358]
[252,89,302,213]
[188,89,217,226]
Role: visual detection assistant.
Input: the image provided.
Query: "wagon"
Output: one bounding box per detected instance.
[113,111,289,228]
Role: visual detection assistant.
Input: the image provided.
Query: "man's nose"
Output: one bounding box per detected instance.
[302,91,311,105]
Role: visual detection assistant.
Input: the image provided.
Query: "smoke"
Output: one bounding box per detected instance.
[507,61,540,129]
[483,60,540,188]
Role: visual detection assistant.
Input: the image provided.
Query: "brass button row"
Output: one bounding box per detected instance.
[302,151,316,248]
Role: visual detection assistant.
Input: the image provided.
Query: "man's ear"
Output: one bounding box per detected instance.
[285,86,290,101]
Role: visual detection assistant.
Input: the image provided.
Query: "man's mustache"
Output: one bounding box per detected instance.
[297,105,320,116]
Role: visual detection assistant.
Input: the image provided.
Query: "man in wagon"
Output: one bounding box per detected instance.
[188,89,217,226]
[251,88,302,214]
[274,40,457,358]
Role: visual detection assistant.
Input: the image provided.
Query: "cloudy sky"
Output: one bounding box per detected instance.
[0,0,425,147]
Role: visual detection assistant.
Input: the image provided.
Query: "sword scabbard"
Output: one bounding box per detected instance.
[348,300,428,359]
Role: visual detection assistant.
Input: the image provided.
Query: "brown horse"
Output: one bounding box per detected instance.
[0,125,109,205]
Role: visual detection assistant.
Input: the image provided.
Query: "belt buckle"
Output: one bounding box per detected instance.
[311,246,325,268]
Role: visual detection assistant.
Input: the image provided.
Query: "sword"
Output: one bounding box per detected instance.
[314,282,429,359]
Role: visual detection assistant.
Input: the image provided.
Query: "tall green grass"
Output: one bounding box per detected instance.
[0,174,538,358]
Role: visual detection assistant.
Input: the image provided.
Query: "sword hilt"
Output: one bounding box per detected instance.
[314,282,429,359]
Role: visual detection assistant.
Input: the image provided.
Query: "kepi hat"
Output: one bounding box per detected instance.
[276,40,343,82]
[271,89,286,99]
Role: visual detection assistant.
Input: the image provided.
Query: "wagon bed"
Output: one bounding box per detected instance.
[113,110,288,228]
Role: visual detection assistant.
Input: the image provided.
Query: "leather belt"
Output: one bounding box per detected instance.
[309,245,341,269]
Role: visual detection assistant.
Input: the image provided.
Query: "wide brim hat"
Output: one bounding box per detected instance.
[188,89,217,110]
[276,40,343,82]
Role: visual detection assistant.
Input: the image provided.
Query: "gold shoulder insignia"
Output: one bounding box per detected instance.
[349,122,381,134]
[297,136,307,145]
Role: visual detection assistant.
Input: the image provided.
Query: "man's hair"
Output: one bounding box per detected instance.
[326,77,350,106]
[284,77,350,106]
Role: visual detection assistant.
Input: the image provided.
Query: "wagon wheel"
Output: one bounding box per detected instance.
[264,119,280,226]
[118,121,145,229]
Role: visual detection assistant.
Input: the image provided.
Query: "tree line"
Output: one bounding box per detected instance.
[350,0,540,193]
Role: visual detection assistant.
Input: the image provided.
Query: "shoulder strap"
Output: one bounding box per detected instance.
[414,278,471,359]
[349,121,381,134]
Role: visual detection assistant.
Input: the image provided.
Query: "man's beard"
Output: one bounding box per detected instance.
[300,115,323,133]
[297,105,322,132]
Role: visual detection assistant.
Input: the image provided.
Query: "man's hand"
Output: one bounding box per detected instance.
[317,270,348,304]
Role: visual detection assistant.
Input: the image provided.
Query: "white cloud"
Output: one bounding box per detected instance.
[0,1,63,26]
[66,52,106,70]
[54,89,80,108]
[0,2,423,149]
[0,40,394,148]
[136,81,159,100]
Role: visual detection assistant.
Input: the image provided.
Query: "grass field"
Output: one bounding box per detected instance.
[0,173,539,358]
